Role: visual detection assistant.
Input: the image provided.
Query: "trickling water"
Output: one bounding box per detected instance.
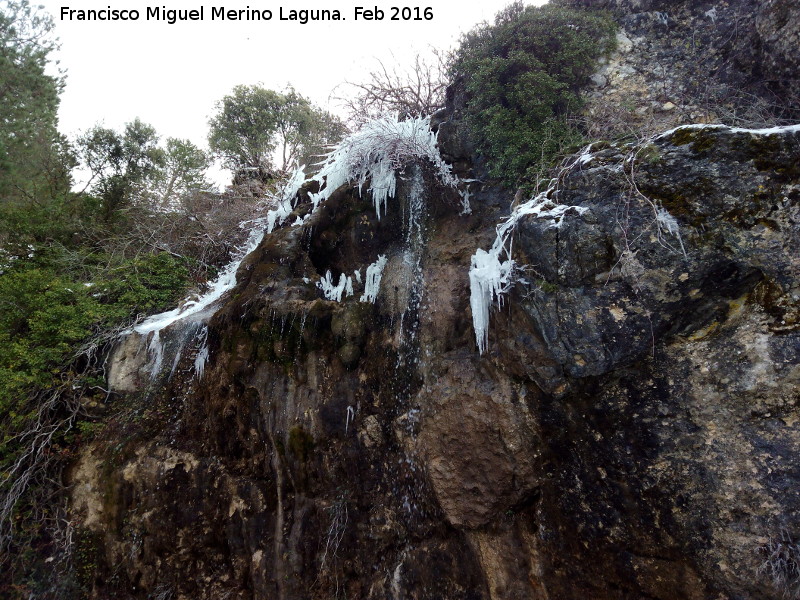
[396,166,427,353]
[386,166,432,530]
[138,320,208,386]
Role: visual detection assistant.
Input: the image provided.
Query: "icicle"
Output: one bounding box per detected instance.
[360,254,387,303]
[146,330,164,377]
[469,249,514,355]
[317,271,353,302]
[170,348,182,377]
[468,185,588,354]
[194,326,209,379]
[459,188,472,215]
[655,206,687,257]
[305,115,459,221]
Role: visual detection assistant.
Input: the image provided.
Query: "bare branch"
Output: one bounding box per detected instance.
[333,48,450,127]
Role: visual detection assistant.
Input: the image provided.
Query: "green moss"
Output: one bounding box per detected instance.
[248,312,311,369]
[748,134,782,162]
[274,437,286,459]
[668,128,696,147]
[74,527,103,593]
[537,279,559,294]
[636,143,661,165]
[668,128,716,153]
[643,190,706,228]
[331,303,370,341]
[287,425,314,462]
[588,140,613,152]
[753,155,800,178]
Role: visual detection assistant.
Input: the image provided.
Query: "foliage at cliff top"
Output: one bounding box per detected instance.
[208,85,347,178]
[451,1,617,187]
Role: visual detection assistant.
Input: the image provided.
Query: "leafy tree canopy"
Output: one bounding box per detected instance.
[151,137,213,209]
[0,0,74,243]
[208,85,347,179]
[77,120,213,221]
[77,118,165,222]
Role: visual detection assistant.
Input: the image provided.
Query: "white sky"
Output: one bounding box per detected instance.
[37,0,546,184]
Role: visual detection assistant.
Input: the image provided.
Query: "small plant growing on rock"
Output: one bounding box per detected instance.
[758,531,800,599]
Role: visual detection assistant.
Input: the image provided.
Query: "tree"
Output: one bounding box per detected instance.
[77,118,165,222]
[150,137,213,210]
[208,85,347,181]
[0,0,74,244]
[294,107,348,170]
[336,49,449,126]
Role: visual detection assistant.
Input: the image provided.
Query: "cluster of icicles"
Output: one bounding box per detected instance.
[269,114,461,311]
[269,114,592,354]
[129,114,594,363]
[133,119,796,360]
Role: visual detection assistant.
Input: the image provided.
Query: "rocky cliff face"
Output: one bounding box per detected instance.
[561,0,800,138]
[69,3,800,599]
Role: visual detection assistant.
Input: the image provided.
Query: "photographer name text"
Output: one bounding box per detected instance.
[59,5,434,24]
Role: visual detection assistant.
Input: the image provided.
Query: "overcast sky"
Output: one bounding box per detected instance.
[37,0,546,183]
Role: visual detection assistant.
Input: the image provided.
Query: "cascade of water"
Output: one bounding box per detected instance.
[396,165,427,363]
[382,166,441,597]
[389,166,429,523]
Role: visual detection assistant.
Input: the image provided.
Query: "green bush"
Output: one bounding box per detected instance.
[0,246,191,593]
[0,252,190,455]
[451,1,617,187]
[96,252,191,319]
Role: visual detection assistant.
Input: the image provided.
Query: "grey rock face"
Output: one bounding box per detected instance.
[572,0,800,139]
[756,0,800,93]
[494,124,800,598]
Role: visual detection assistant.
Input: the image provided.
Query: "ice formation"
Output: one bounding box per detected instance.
[459,188,472,215]
[317,271,354,302]
[289,116,457,307]
[266,114,460,235]
[146,330,164,377]
[129,115,462,377]
[129,216,268,382]
[469,189,589,354]
[194,326,209,379]
[655,206,686,256]
[134,219,267,337]
[360,254,387,303]
[654,122,800,141]
[308,114,459,219]
[266,165,307,234]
